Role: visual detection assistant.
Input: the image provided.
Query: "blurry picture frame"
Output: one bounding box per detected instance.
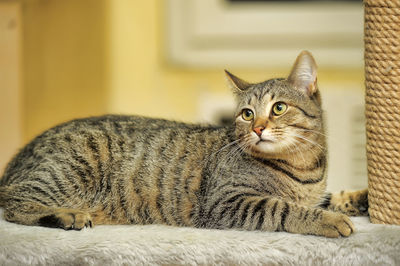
[165,0,363,68]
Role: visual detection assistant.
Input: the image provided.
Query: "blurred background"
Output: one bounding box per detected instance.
[0,0,366,191]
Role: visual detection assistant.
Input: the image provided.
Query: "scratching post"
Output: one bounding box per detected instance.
[365,0,400,225]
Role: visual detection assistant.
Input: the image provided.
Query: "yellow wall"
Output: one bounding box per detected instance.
[21,0,363,143]
[0,2,22,172]
[23,0,109,141]
[107,0,229,122]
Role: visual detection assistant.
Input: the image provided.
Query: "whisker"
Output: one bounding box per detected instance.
[287,138,307,166]
[290,137,321,165]
[288,133,325,151]
[211,139,241,157]
[289,127,341,146]
[204,139,241,166]
[212,134,252,178]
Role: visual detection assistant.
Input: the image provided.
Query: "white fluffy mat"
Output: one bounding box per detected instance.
[0,209,399,265]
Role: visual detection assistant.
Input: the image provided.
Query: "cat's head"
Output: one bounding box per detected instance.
[226,51,324,159]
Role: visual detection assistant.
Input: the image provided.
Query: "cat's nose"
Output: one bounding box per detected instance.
[253,126,265,137]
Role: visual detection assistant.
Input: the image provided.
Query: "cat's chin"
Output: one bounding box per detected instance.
[247,141,283,159]
[255,140,276,151]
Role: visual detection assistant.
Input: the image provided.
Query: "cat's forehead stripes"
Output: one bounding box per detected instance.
[246,79,285,106]
[247,92,273,106]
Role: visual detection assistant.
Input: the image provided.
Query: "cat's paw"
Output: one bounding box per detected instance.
[313,211,354,238]
[39,209,93,230]
[331,189,368,216]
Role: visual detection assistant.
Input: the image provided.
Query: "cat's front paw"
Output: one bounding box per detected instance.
[313,211,354,238]
[331,189,368,216]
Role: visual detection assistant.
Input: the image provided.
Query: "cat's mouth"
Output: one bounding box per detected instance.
[250,137,279,155]
[249,133,283,154]
[246,132,280,154]
[255,134,276,144]
[256,139,274,145]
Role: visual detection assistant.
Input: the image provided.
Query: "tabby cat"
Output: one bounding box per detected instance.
[0,51,367,237]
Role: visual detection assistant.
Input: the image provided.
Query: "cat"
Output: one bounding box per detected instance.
[0,51,368,237]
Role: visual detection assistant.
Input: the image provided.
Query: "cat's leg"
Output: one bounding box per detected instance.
[4,201,93,230]
[3,184,93,230]
[320,189,368,216]
[207,195,354,238]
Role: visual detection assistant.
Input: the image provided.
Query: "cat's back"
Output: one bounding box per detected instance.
[38,114,220,138]
[1,115,229,187]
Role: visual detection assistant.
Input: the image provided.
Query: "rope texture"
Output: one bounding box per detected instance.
[365,0,400,225]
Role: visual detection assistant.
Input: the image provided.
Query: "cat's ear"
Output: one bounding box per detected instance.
[287,51,318,96]
[225,70,251,93]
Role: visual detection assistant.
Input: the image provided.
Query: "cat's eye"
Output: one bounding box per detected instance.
[272,102,287,116]
[241,109,254,121]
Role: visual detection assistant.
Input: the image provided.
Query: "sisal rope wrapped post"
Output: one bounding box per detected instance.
[365,0,400,225]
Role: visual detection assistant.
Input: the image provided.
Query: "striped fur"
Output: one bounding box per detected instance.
[0,51,367,237]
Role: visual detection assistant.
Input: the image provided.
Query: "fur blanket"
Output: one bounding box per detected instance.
[0,208,399,265]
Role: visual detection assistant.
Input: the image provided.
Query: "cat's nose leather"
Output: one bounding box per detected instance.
[253,126,265,136]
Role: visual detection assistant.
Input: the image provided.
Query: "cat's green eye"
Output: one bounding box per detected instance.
[241,109,254,121]
[272,102,287,116]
